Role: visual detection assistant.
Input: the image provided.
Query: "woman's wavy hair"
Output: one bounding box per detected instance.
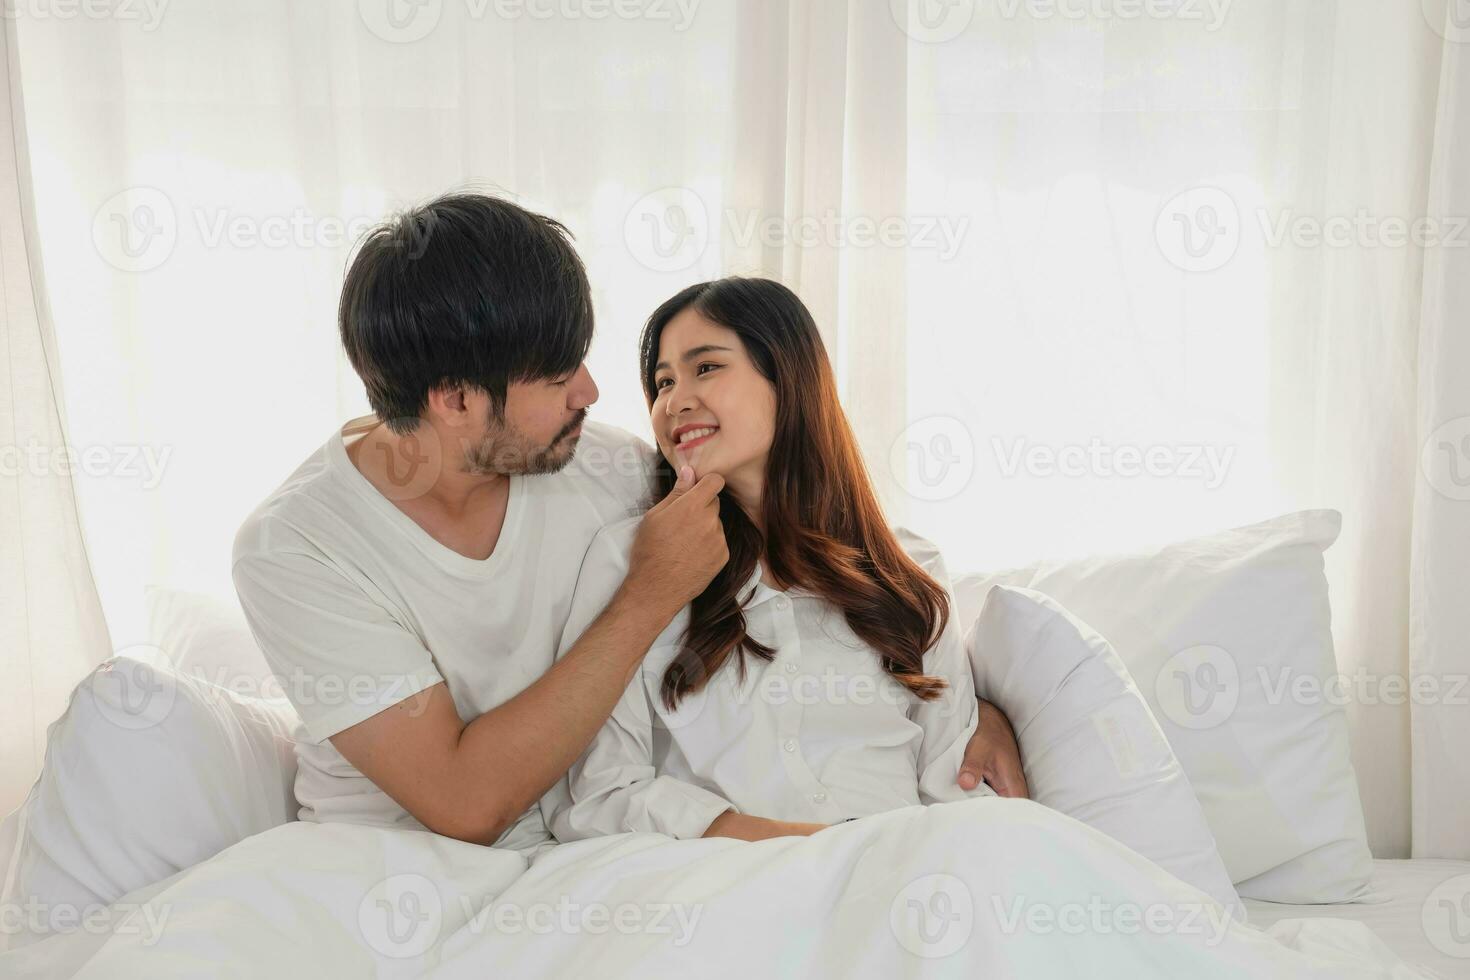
[639,277,950,710]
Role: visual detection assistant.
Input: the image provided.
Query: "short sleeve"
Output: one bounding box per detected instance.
[232,547,445,744]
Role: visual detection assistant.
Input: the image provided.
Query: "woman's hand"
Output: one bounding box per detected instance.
[701,811,827,841]
[958,697,1029,798]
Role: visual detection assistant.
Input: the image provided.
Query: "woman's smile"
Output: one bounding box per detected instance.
[673,423,720,450]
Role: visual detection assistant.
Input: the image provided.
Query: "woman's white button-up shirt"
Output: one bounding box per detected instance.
[541,519,993,842]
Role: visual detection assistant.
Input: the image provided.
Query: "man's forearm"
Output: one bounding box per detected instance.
[450,582,678,842]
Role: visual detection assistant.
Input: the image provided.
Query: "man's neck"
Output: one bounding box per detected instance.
[346,419,512,561]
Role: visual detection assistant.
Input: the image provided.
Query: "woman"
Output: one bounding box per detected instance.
[544,276,992,844]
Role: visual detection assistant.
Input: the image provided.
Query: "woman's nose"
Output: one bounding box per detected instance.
[666,383,698,417]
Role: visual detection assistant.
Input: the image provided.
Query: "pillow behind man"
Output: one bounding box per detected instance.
[0,654,299,949]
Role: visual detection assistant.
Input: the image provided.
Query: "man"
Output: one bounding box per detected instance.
[232,192,1025,857]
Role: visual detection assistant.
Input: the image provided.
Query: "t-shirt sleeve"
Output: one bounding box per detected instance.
[232,547,445,744]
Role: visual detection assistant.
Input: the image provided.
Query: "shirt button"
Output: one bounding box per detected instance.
[784,663,798,674]
[783,739,797,753]
[813,792,827,803]
[775,596,790,610]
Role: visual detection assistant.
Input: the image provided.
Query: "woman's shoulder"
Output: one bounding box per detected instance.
[891,526,947,578]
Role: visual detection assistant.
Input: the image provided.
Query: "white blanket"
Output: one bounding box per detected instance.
[1,798,1428,979]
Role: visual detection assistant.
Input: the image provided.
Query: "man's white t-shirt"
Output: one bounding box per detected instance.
[231,415,655,855]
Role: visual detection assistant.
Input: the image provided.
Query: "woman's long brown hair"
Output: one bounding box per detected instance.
[639,277,950,709]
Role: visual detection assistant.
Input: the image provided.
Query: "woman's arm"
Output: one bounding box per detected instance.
[702,811,827,841]
[542,522,740,842]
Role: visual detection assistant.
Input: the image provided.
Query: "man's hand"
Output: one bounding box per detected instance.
[626,463,728,615]
[959,697,1028,798]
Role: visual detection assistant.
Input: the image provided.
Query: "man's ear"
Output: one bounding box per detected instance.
[424,384,472,428]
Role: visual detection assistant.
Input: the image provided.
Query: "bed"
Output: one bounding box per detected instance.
[1243,859,1470,980]
[2,510,1464,977]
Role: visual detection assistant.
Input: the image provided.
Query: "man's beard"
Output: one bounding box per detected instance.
[462,408,587,476]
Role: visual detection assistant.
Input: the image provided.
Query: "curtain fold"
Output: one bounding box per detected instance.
[0,15,113,816]
[1411,5,1470,859]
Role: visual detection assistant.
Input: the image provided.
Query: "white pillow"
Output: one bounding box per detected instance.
[953,510,1372,904]
[969,586,1241,915]
[146,586,277,696]
[0,654,300,950]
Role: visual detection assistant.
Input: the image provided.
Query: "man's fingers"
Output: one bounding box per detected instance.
[988,764,1029,799]
[649,460,697,514]
[958,767,982,791]
[685,472,725,503]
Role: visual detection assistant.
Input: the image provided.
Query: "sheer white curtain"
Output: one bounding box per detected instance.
[8,0,1468,856]
[1412,5,1470,860]
[0,15,111,818]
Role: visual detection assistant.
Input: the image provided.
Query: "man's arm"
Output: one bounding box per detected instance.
[330,468,728,845]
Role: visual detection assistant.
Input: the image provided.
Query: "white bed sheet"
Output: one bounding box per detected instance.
[1245,859,1470,980]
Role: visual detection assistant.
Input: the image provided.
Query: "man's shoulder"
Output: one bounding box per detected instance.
[588,513,644,560]
[549,421,657,516]
[231,437,342,566]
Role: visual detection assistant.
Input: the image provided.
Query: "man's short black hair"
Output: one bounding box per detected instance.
[339,192,594,434]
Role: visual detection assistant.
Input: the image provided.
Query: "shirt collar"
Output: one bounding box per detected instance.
[739,561,820,608]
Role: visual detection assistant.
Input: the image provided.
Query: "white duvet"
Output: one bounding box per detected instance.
[1,797,1427,979]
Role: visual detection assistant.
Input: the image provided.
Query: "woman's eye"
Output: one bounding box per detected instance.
[655,377,673,391]
[696,363,720,376]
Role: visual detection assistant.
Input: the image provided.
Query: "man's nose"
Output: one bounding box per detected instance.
[570,363,598,410]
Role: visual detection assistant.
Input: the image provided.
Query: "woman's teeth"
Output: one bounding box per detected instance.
[677,427,718,445]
